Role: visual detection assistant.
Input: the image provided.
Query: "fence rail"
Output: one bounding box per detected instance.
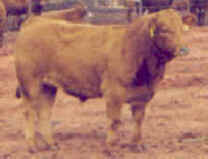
[6,0,208,30]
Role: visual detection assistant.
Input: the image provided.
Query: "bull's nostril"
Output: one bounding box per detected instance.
[180,47,189,55]
[87,12,93,17]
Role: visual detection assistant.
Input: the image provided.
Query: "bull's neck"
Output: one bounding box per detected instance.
[121,20,153,86]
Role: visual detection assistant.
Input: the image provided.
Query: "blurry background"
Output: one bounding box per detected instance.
[6,0,208,30]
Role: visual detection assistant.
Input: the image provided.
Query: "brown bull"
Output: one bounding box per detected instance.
[15,9,189,152]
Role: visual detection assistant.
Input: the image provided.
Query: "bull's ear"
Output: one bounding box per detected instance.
[150,24,156,38]
[183,24,190,32]
[149,18,156,38]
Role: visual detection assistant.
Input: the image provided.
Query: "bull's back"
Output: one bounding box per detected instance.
[17,19,126,60]
[15,20,126,100]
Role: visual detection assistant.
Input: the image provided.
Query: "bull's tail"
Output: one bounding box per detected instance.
[16,86,21,98]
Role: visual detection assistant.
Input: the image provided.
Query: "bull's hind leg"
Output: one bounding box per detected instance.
[20,82,57,152]
[20,82,43,153]
[22,98,38,153]
[37,83,58,151]
[106,98,122,145]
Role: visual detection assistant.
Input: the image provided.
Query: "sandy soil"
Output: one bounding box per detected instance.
[0,27,208,159]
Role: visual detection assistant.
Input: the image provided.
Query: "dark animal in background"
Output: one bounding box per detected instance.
[126,0,174,22]
[1,0,44,30]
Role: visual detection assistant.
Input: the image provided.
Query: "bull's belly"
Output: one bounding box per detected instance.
[63,84,103,102]
[53,74,103,102]
[44,71,155,103]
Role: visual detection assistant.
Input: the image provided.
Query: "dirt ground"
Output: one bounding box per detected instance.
[0,26,208,159]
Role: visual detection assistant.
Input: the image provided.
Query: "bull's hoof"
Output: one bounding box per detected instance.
[28,143,60,153]
[28,146,39,154]
[106,130,120,146]
[49,142,60,151]
[39,142,60,152]
[120,143,147,153]
[106,137,120,147]
[128,143,147,153]
[106,139,117,146]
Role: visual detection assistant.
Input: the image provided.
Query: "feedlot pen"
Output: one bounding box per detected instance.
[1,2,208,159]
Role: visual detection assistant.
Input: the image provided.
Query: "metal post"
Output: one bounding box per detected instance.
[139,0,143,16]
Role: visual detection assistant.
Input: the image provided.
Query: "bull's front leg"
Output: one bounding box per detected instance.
[131,103,146,144]
[106,98,122,145]
[130,101,148,152]
[102,79,126,146]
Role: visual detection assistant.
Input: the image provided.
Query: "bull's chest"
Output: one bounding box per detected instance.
[131,59,165,87]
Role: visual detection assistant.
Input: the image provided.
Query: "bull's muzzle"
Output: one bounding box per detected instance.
[179,47,190,56]
[87,12,93,17]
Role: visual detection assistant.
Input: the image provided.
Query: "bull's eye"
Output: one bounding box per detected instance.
[161,27,169,32]
[160,26,174,34]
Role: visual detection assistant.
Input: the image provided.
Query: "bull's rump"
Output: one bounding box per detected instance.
[15,20,127,98]
[0,1,6,30]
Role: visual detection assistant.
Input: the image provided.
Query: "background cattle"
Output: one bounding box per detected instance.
[125,0,208,25]
[126,0,174,22]
[21,1,88,29]
[1,0,44,30]
[142,0,173,12]
[189,0,208,25]
[1,0,30,15]
[171,0,190,11]
[40,1,87,22]
[171,0,197,26]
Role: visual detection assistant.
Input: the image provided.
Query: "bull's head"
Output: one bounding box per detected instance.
[149,9,189,62]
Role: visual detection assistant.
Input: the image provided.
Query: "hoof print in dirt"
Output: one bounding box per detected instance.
[129,144,147,153]
[28,147,39,154]
[102,148,119,158]
[40,143,60,152]
[49,143,60,151]
[1,154,11,159]
[28,142,60,153]
[106,139,120,147]
[121,143,147,153]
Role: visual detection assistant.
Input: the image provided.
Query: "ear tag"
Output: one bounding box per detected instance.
[183,25,190,32]
[150,26,155,38]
